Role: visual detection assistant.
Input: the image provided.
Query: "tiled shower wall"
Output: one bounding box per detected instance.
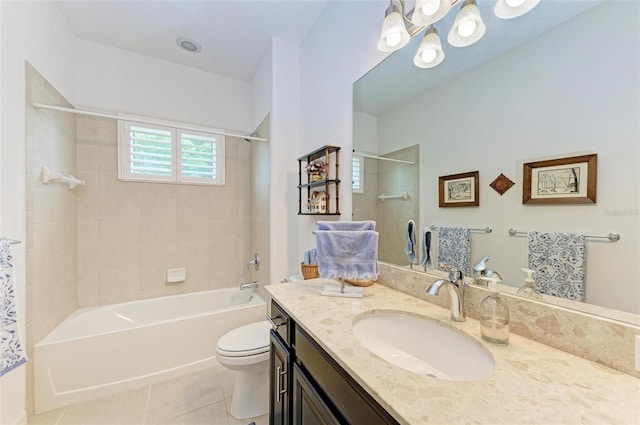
[75,115,252,307]
[376,144,419,265]
[25,63,79,414]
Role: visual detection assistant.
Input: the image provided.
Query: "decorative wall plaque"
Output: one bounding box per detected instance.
[489,173,515,196]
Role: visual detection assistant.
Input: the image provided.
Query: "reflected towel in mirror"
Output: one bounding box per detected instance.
[437,227,471,276]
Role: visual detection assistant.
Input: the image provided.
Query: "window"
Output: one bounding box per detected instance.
[118,121,224,185]
[352,154,364,194]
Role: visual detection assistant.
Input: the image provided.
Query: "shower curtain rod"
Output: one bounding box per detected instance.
[353,151,415,165]
[32,102,269,142]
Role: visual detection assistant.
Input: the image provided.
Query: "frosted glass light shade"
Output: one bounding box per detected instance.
[411,0,451,27]
[447,0,486,47]
[494,0,540,19]
[413,27,445,68]
[378,5,411,52]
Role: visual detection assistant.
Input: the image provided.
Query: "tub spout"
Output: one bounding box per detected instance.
[240,281,259,290]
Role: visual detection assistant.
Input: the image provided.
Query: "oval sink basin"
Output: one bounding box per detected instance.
[352,311,495,381]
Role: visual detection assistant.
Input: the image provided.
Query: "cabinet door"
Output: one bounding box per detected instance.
[292,364,341,425]
[270,330,291,425]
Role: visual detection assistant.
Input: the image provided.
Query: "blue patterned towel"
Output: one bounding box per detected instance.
[528,231,585,301]
[315,230,378,280]
[317,220,376,231]
[405,220,416,264]
[437,227,471,276]
[1,237,27,377]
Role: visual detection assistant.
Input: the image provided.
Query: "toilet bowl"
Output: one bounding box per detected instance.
[216,320,272,419]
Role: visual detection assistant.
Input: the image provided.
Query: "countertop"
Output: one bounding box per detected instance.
[265,280,640,425]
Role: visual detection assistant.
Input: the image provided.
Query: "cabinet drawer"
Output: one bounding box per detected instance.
[295,327,399,425]
[270,300,292,345]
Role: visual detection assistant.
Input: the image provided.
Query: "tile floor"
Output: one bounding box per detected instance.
[28,360,268,425]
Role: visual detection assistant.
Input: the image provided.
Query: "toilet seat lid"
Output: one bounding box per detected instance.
[216,320,271,356]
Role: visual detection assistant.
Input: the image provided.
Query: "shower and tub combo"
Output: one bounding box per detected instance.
[34,287,267,414]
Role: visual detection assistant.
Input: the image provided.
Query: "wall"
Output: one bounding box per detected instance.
[0,2,77,423]
[297,1,389,269]
[75,116,251,306]
[74,40,251,133]
[24,65,79,415]
[375,1,640,313]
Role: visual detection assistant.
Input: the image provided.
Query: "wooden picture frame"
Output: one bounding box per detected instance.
[439,171,479,207]
[523,154,597,204]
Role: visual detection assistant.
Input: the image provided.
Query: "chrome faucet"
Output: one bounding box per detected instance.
[240,281,259,290]
[472,256,502,286]
[426,264,467,322]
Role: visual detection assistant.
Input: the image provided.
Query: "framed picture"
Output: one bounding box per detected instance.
[439,171,479,207]
[523,154,597,204]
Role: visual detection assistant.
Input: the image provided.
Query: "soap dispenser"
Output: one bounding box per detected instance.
[517,268,542,300]
[480,277,509,345]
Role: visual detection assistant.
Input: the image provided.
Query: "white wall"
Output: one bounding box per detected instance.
[297,1,388,265]
[75,39,251,132]
[0,2,76,423]
[376,1,640,313]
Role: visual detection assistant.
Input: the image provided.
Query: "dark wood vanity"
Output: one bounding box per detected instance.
[269,299,399,425]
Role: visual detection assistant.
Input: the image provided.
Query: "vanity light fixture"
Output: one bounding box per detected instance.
[377,0,539,68]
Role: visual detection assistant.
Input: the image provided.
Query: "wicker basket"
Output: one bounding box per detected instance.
[300,262,319,280]
[343,278,375,287]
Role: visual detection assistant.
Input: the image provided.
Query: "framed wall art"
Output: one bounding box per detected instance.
[439,171,479,207]
[523,154,597,204]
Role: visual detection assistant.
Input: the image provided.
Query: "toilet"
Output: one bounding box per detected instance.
[215,320,272,419]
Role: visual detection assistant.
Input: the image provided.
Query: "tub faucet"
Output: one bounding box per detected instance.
[240,281,259,290]
[426,264,467,322]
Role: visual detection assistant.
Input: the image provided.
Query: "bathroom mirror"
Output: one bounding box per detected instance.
[352,0,640,321]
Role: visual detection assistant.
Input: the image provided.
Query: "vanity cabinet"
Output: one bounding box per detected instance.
[297,145,341,216]
[269,300,399,425]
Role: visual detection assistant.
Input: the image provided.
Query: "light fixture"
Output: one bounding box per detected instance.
[448,0,486,47]
[494,0,540,19]
[176,37,202,53]
[377,1,411,52]
[411,0,451,27]
[376,0,540,69]
[413,26,445,68]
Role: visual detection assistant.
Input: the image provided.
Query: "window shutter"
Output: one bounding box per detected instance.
[352,155,364,194]
[129,125,173,176]
[179,131,218,181]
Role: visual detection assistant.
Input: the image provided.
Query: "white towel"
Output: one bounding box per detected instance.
[528,231,585,301]
[0,237,27,377]
[437,227,471,276]
[315,230,378,280]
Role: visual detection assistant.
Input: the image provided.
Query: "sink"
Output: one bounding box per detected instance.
[352,311,495,381]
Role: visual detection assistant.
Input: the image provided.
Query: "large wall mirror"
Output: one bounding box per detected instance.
[353,0,639,323]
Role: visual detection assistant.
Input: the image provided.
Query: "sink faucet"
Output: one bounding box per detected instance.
[426,265,467,322]
[472,256,502,286]
[240,281,259,290]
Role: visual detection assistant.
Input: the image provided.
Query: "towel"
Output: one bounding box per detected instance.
[303,249,317,265]
[317,220,376,231]
[405,220,417,264]
[528,231,585,301]
[0,237,27,377]
[315,230,378,280]
[437,227,471,276]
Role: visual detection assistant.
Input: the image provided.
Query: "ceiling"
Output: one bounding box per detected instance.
[55,0,330,82]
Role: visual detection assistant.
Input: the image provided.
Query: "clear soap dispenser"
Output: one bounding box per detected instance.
[517,268,542,300]
[480,277,509,345]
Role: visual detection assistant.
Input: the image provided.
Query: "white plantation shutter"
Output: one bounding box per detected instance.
[119,121,224,185]
[352,154,364,194]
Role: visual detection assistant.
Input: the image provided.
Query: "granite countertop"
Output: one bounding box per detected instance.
[265,280,640,425]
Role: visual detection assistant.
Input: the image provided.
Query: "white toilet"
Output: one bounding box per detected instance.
[215,320,272,419]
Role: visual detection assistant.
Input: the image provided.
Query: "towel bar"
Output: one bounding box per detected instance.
[430,225,492,234]
[508,228,620,242]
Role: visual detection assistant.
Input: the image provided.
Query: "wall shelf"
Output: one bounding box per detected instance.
[297,145,341,216]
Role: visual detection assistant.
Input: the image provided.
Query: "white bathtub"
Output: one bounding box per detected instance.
[34,287,266,414]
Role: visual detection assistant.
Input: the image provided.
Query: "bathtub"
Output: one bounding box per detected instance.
[34,287,266,414]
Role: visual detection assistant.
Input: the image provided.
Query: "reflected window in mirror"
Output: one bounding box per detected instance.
[352,155,364,194]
